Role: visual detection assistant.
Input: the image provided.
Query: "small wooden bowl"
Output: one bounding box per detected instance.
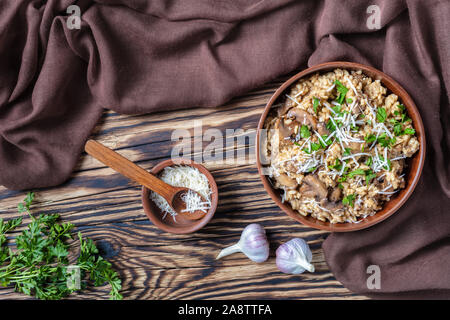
[256,61,426,232]
[141,159,218,234]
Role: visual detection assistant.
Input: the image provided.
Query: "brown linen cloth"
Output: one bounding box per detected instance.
[0,0,449,298]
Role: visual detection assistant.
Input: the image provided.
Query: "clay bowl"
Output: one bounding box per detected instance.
[256,61,426,232]
[141,158,218,234]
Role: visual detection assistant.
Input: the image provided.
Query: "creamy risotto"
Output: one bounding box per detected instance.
[263,69,420,223]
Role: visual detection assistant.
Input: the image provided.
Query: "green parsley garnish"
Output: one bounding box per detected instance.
[376,107,387,123]
[0,193,122,300]
[313,97,319,114]
[334,80,349,104]
[377,133,396,148]
[326,119,336,132]
[365,134,376,143]
[310,142,321,152]
[343,148,352,156]
[404,128,415,135]
[342,194,356,207]
[300,125,311,139]
[329,159,343,171]
[347,168,366,179]
[365,169,377,185]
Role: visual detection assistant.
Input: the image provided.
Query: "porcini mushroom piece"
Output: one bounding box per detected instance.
[320,199,344,211]
[303,174,328,199]
[274,118,295,139]
[299,184,317,198]
[287,109,318,129]
[277,103,294,117]
[329,188,342,202]
[275,173,298,189]
[345,141,363,152]
[317,122,329,136]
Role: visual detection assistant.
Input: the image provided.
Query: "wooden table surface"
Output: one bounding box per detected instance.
[0,76,368,300]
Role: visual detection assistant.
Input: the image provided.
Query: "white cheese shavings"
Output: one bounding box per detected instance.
[150,165,212,221]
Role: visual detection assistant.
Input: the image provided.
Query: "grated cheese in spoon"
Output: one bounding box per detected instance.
[149,165,211,221]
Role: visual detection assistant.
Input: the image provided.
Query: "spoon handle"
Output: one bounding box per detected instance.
[84,139,176,201]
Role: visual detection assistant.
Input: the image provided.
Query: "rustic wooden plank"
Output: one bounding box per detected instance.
[0,77,367,300]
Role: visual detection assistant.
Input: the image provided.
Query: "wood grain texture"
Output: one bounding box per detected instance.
[0,77,368,300]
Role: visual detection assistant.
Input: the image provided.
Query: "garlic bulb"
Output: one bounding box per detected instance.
[276,238,315,274]
[216,224,269,263]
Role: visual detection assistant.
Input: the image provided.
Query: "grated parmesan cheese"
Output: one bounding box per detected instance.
[149,166,212,221]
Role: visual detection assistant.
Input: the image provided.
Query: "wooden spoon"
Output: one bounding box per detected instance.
[84,140,207,220]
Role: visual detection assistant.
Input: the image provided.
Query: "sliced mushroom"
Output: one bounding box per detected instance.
[299,184,317,198]
[345,141,363,152]
[391,144,403,158]
[302,174,328,199]
[317,122,329,136]
[320,199,344,212]
[277,103,294,117]
[329,188,342,202]
[286,108,318,129]
[275,173,298,189]
[274,118,295,139]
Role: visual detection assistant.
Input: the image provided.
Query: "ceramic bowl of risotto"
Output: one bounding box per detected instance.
[256,61,425,232]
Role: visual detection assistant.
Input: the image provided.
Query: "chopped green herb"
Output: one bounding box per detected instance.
[338,183,344,189]
[310,142,321,152]
[334,80,349,104]
[404,128,415,135]
[0,193,122,300]
[346,98,353,104]
[342,194,356,207]
[376,107,387,123]
[332,104,342,114]
[343,148,352,156]
[320,135,332,148]
[365,169,377,185]
[313,97,319,114]
[329,159,342,171]
[377,133,396,148]
[379,156,392,171]
[365,156,373,166]
[326,119,336,132]
[347,168,366,179]
[365,134,376,143]
[307,166,316,173]
[300,125,311,139]
[393,123,403,136]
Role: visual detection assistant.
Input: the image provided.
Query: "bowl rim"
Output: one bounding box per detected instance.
[255,61,426,232]
[141,158,218,234]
